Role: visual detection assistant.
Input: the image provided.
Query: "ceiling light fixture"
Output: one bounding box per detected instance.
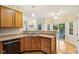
[54,16,58,19]
[32,6,35,17]
[32,13,35,17]
[53,9,59,19]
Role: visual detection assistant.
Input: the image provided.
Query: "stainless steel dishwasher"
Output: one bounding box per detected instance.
[3,39,20,54]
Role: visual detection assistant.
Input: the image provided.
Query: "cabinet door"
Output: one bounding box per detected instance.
[0,42,3,54]
[1,6,7,27]
[6,8,14,27]
[15,11,23,28]
[20,37,25,52]
[51,37,56,54]
[41,37,51,53]
[33,37,41,50]
[25,38,33,51]
[1,6,14,27]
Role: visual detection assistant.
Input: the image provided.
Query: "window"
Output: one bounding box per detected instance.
[47,24,50,30]
[53,24,58,30]
[69,22,73,35]
[38,23,42,30]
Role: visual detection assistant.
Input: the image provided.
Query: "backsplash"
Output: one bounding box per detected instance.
[0,28,23,35]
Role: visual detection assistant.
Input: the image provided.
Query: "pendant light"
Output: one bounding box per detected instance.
[32,6,35,17]
[53,9,59,19]
[32,13,35,17]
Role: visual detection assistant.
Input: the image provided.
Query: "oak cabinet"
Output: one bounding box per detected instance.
[20,37,25,52]
[25,37,33,51]
[14,11,23,28]
[41,36,56,54]
[51,36,56,54]
[0,6,7,27]
[24,37,41,51]
[0,5,23,28]
[33,37,41,50]
[6,8,14,27]
[0,6,14,27]
[41,37,51,53]
[0,42,3,54]
[20,36,56,54]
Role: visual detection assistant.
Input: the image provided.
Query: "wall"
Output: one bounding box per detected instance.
[0,28,23,35]
[65,19,78,46]
[65,16,78,46]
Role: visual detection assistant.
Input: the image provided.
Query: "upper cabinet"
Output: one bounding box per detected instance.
[0,5,23,28]
[6,8,14,27]
[14,11,23,28]
[0,6,14,27]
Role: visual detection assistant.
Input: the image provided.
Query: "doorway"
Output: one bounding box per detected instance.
[59,24,65,40]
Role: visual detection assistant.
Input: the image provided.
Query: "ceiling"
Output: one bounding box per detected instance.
[5,5,79,19]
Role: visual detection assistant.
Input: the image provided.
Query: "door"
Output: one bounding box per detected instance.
[57,23,65,51]
[15,11,23,28]
[59,24,65,40]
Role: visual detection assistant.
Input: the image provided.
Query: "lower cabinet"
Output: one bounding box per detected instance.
[20,36,56,54]
[51,37,56,54]
[25,37,33,51]
[0,42,3,54]
[41,37,51,53]
[33,37,41,51]
[41,37,56,54]
[25,37,41,51]
[20,37,25,52]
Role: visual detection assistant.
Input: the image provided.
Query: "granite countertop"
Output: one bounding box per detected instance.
[0,34,27,41]
[0,33,56,41]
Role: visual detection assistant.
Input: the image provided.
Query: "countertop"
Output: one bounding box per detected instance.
[0,33,56,41]
[0,34,26,41]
